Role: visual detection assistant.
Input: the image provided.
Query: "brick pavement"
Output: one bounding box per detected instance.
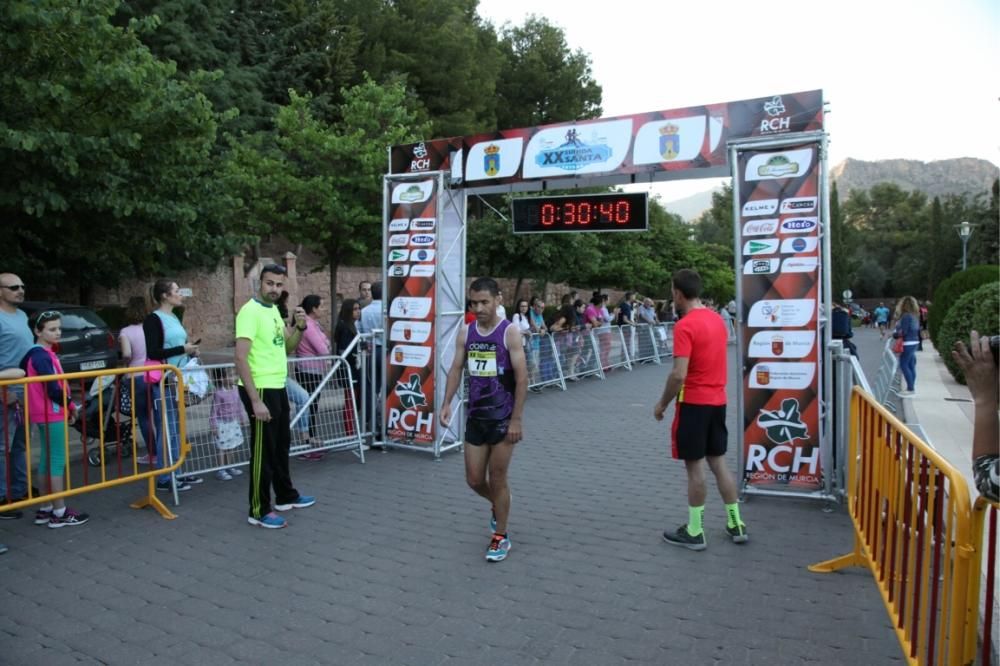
[0,358,903,665]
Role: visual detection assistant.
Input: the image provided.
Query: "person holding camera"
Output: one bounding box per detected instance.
[952,331,999,502]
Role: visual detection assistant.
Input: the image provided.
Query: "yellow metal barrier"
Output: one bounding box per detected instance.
[968,497,999,666]
[0,365,188,520]
[810,387,976,665]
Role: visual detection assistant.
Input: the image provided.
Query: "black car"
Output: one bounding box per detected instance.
[18,302,119,375]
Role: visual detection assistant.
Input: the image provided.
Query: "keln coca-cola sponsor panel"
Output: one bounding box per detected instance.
[736,142,823,492]
[383,177,438,445]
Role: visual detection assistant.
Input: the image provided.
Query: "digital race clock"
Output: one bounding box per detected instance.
[511,192,648,234]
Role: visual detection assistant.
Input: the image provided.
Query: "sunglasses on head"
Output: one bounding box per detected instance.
[1,283,25,291]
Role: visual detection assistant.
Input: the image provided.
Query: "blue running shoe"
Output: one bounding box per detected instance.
[486,534,511,562]
[248,512,286,529]
[274,495,316,511]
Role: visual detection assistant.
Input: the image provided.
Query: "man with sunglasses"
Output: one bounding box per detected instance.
[234,264,315,529]
[0,273,32,520]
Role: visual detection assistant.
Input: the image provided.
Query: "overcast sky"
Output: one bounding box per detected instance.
[477,0,999,199]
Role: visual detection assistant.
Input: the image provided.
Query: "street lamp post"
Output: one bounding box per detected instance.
[956,220,975,271]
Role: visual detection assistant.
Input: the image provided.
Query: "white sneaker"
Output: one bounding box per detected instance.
[228,467,243,476]
[215,470,233,481]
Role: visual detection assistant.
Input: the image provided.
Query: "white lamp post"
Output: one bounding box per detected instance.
[956,221,976,270]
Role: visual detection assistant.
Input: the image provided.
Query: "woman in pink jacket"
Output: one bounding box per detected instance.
[20,311,89,527]
[294,294,331,443]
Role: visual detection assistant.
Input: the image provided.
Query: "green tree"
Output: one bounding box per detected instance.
[830,181,857,300]
[224,78,428,323]
[342,0,502,137]
[1,0,235,300]
[494,15,603,129]
[693,183,735,267]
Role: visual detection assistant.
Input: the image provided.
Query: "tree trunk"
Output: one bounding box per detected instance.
[513,276,524,304]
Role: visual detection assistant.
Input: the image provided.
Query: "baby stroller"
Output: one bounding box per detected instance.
[73,376,133,467]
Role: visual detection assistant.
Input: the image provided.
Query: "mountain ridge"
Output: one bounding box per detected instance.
[664,157,998,221]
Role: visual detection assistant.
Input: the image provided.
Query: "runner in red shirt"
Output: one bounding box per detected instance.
[654,269,747,550]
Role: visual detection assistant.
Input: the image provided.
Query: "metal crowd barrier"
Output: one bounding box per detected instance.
[809,387,978,665]
[970,497,999,666]
[174,355,365,490]
[873,338,902,412]
[525,332,565,392]
[0,366,188,520]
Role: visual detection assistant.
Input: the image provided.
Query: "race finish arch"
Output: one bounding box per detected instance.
[382,89,833,500]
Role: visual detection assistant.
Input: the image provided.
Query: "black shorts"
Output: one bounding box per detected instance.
[465,418,510,446]
[671,403,727,460]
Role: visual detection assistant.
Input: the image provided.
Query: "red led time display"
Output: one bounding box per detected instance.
[511,192,648,234]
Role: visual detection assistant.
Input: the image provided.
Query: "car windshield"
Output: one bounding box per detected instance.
[59,309,107,331]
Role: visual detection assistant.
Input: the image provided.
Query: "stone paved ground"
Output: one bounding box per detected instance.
[0,354,903,665]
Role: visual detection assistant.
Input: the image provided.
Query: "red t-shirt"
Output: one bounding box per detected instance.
[673,307,727,405]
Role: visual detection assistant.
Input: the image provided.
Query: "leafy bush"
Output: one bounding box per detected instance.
[928,265,1000,347]
[937,282,1000,385]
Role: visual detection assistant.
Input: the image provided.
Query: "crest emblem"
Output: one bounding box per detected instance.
[757,398,810,445]
[483,144,500,177]
[394,373,427,410]
[658,124,680,160]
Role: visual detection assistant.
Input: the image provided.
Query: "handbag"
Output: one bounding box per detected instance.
[892,336,904,354]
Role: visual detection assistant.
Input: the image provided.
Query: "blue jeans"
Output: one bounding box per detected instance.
[152,384,181,484]
[1,396,28,501]
[125,377,156,458]
[285,378,311,435]
[899,345,917,391]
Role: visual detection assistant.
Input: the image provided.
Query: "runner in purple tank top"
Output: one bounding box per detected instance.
[441,278,528,562]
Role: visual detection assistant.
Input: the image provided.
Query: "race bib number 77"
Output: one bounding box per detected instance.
[468,350,497,377]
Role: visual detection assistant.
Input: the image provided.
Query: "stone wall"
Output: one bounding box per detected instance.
[81,257,630,353]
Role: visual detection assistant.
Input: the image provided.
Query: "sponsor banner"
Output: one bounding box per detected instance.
[746,299,815,328]
[781,257,819,273]
[632,115,707,164]
[465,137,524,180]
[389,296,433,319]
[410,218,436,231]
[523,119,632,178]
[391,91,824,189]
[409,234,435,246]
[743,238,779,255]
[746,331,816,359]
[736,141,823,493]
[391,180,434,203]
[390,344,433,368]
[744,147,813,182]
[747,362,816,389]
[780,217,818,234]
[742,199,779,217]
[384,175,439,446]
[741,219,779,236]
[780,236,818,254]
[780,197,817,214]
[389,321,432,344]
[743,258,779,275]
